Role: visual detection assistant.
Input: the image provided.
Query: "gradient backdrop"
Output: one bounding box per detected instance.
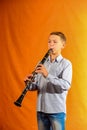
[0,0,87,130]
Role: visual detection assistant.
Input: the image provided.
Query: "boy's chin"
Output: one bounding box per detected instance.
[52,49,60,54]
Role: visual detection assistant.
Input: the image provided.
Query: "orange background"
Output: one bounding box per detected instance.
[0,0,87,130]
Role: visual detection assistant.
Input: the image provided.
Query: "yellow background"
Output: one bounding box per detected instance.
[0,0,87,130]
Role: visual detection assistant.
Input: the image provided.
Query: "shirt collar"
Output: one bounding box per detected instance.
[55,54,63,62]
[47,54,63,63]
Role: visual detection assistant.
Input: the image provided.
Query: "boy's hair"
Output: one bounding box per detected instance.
[50,32,66,42]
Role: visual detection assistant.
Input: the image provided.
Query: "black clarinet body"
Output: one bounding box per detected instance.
[14,49,52,107]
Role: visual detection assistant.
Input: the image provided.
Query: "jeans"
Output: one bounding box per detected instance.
[37,112,66,130]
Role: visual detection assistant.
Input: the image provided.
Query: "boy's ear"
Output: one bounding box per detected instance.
[62,41,66,49]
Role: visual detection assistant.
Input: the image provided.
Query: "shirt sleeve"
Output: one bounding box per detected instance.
[46,61,72,90]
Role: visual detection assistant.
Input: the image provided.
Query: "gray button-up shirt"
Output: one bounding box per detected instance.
[29,55,72,113]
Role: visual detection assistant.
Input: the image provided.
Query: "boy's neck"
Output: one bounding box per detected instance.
[50,52,61,62]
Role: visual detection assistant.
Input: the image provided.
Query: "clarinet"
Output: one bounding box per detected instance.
[14,49,52,107]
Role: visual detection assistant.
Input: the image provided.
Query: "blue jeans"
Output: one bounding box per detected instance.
[37,112,66,130]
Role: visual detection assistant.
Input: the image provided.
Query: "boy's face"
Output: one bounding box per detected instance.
[48,34,65,54]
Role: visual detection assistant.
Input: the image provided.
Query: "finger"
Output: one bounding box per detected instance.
[24,77,29,81]
[24,80,29,84]
[35,69,41,73]
[27,74,33,78]
[37,64,43,67]
[36,66,42,70]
